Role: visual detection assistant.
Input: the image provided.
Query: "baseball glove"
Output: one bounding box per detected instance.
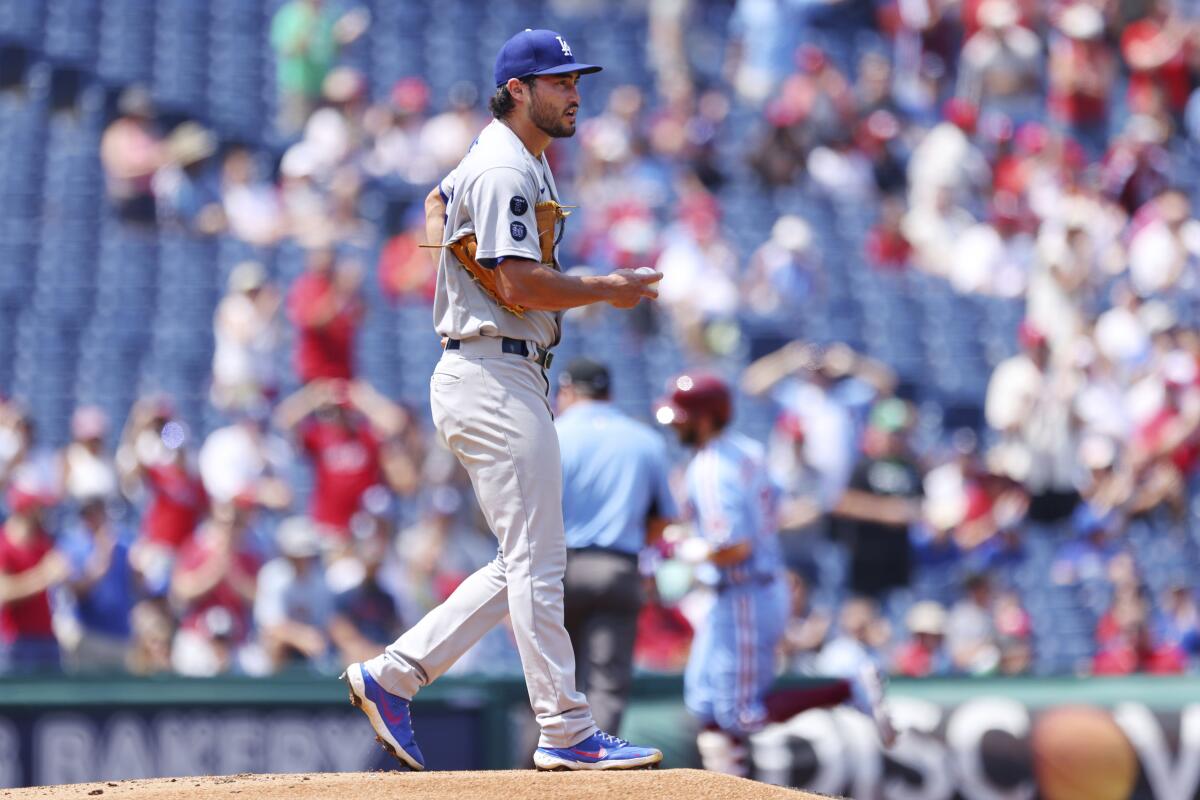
[425,200,572,318]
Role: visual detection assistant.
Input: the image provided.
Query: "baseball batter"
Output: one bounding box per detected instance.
[343,28,663,772]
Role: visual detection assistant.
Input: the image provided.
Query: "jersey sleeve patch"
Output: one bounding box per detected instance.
[509,196,529,215]
[510,221,527,241]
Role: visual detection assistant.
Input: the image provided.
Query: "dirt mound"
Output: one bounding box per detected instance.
[1,770,826,800]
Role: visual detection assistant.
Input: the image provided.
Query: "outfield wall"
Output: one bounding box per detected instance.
[1,674,1198,798]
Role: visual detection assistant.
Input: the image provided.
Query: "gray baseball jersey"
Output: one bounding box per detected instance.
[434,119,563,349]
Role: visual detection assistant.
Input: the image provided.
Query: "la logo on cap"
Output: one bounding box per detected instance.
[556,36,572,56]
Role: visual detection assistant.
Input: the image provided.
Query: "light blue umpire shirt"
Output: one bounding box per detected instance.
[556,401,679,555]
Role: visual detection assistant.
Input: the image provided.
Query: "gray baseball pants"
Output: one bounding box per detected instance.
[366,341,596,749]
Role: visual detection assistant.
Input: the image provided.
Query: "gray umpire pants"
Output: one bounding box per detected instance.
[563,548,643,736]
[366,345,596,749]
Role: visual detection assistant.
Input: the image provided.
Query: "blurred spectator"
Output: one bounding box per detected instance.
[211,261,282,413]
[0,406,61,498]
[60,406,118,504]
[970,517,1029,576]
[221,148,287,246]
[1027,202,1100,349]
[893,600,953,677]
[950,198,1036,296]
[655,190,740,356]
[99,86,163,224]
[742,215,820,327]
[198,408,292,511]
[362,77,436,184]
[986,321,1080,522]
[945,573,1001,674]
[904,184,979,279]
[813,597,891,677]
[255,516,334,671]
[328,525,402,667]
[270,0,369,135]
[1102,115,1172,215]
[994,588,1031,641]
[1155,583,1200,656]
[286,245,364,384]
[419,81,486,176]
[1094,588,1186,675]
[806,135,877,203]
[834,399,922,598]
[997,635,1033,674]
[777,571,831,673]
[744,342,896,519]
[865,195,912,270]
[117,397,207,592]
[633,573,694,673]
[909,518,964,578]
[1047,4,1113,158]
[169,503,260,676]
[1051,506,1123,586]
[1121,17,1191,118]
[59,498,138,672]
[748,47,856,187]
[153,123,225,236]
[907,99,990,212]
[126,599,175,675]
[0,488,66,672]
[274,379,409,541]
[957,1,1043,122]
[279,146,332,243]
[305,67,368,179]
[377,220,439,305]
[1126,189,1196,299]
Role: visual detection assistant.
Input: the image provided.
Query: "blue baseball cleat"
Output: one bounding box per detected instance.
[342,662,426,771]
[533,730,663,771]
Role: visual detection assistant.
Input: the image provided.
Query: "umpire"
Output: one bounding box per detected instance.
[555,358,678,735]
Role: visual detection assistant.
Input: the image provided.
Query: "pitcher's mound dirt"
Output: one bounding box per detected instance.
[0,770,830,800]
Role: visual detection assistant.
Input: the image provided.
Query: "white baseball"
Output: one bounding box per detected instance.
[634,266,661,289]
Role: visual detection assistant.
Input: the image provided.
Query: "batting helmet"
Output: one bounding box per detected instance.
[654,373,732,428]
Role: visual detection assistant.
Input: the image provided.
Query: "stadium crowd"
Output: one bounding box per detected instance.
[4,0,1200,683]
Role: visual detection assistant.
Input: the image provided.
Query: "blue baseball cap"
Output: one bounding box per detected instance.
[494,29,602,87]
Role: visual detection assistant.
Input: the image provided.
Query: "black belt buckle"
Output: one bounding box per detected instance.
[500,337,552,369]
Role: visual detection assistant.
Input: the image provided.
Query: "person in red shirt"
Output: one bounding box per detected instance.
[0,487,67,672]
[1121,18,1192,118]
[1047,4,1114,159]
[168,501,260,675]
[117,396,208,595]
[274,379,409,542]
[1093,590,1185,676]
[378,224,438,305]
[286,245,364,384]
[864,195,912,270]
[1121,352,1200,517]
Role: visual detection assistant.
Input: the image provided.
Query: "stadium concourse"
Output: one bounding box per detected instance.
[4,0,1200,695]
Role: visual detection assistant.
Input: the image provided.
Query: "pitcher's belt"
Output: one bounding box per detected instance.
[444,336,553,369]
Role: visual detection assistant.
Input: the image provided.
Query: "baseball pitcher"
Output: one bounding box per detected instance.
[343,28,663,772]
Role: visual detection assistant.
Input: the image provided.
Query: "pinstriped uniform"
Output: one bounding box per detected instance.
[682,432,788,736]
